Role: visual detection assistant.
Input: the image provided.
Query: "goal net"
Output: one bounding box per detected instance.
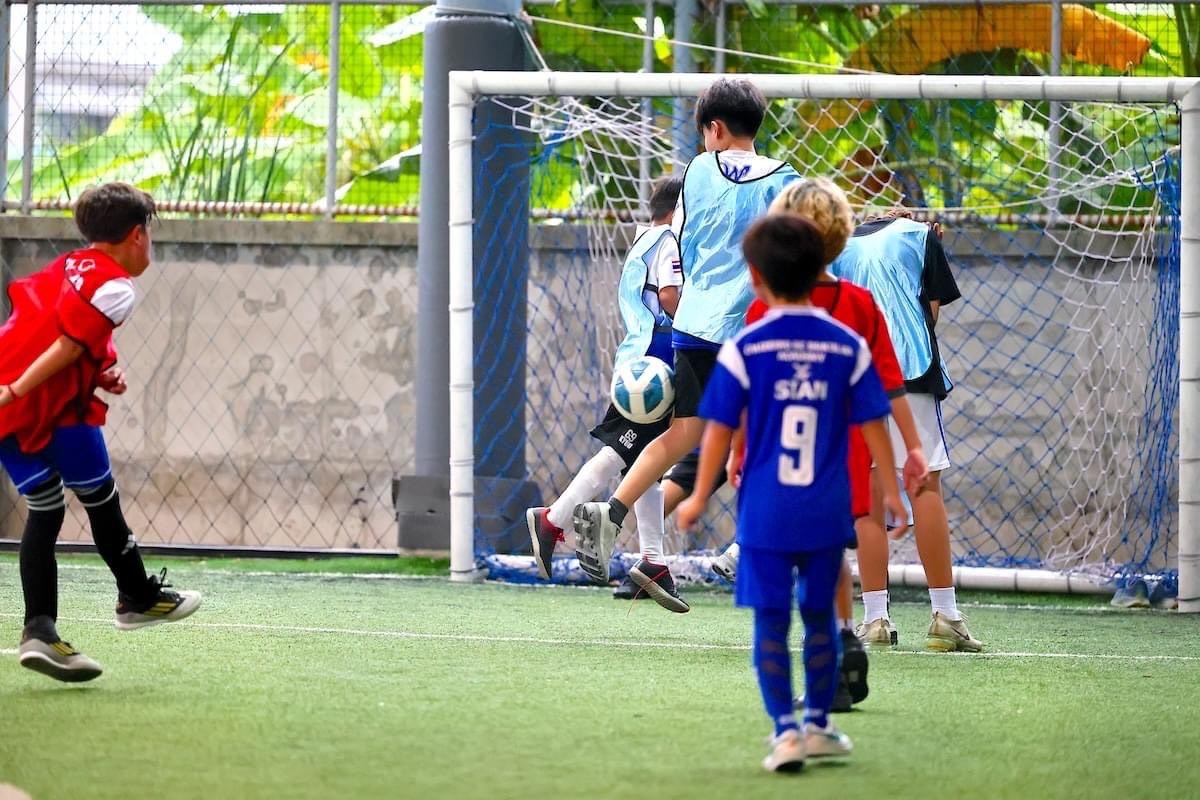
[449,73,1186,593]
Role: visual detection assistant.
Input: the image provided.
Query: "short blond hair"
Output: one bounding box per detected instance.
[768,177,854,265]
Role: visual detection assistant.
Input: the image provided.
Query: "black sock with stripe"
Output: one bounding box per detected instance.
[77,479,153,602]
[20,478,66,625]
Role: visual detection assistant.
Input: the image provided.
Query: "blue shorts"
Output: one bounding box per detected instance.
[734,544,844,612]
[0,425,113,495]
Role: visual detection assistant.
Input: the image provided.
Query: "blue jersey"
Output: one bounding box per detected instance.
[671,151,801,349]
[614,225,677,368]
[829,217,958,396]
[699,307,891,552]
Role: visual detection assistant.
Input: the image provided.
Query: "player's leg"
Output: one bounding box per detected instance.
[573,416,703,584]
[855,476,896,647]
[835,556,868,706]
[901,396,984,652]
[526,445,625,580]
[628,482,689,613]
[739,545,805,773]
[797,546,853,758]
[573,348,712,584]
[49,426,201,631]
[0,437,102,682]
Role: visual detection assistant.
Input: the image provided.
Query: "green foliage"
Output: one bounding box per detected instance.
[26,3,1191,215]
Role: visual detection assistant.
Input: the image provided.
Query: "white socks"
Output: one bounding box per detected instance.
[633,482,665,564]
[547,447,625,531]
[862,590,890,623]
[929,587,961,620]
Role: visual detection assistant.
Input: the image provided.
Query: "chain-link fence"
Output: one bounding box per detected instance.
[0,1,1192,552]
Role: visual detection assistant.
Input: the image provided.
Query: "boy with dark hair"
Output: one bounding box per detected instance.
[572,78,800,609]
[526,175,686,608]
[0,182,201,683]
[677,213,908,772]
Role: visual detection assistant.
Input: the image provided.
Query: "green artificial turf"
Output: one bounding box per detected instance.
[1,560,1197,800]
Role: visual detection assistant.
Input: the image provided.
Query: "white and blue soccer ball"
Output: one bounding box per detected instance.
[611,356,675,424]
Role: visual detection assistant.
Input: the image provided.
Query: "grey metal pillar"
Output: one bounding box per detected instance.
[400,0,531,550]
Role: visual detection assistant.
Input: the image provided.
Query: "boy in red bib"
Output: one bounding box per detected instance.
[1,183,201,683]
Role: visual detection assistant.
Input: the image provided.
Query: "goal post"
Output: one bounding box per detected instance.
[447,71,1199,604]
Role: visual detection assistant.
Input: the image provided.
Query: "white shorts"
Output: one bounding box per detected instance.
[886,393,951,472]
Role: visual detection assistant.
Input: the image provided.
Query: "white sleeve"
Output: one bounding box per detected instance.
[649,234,682,289]
[90,278,137,325]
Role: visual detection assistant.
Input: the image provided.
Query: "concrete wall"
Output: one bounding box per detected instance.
[0,218,1177,571]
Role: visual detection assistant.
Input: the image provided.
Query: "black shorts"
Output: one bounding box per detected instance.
[590,403,671,470]
[663,451,728,496]
[672,347,720,419]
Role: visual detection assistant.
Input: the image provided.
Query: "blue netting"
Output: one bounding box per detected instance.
[468,94,1180,591]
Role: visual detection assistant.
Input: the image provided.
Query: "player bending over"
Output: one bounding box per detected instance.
[572,78,801,610]
[830,208,983,652]
[0,183,201,683]
[525,176,689,611]
[676,213,907,772]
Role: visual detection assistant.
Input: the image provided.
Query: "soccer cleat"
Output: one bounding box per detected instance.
[115,568,202,631]
[925,612,984,653]
[18,624,102,683]
[794,675,853,714]
[803,722,853,758]
[856,617,898,649]
[572,502,620,585]
[629,560,690,613]
[612,574,651,600]
[840,628,869,704]
[762,728,805,773]
[711,544,738,582]
[526,507,564,581]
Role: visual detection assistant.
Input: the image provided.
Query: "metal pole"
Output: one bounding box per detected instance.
[0,3,10,208]
[1180,83,1200,613]
[21,0,36,214]
[447,72,480,581]
[672,0,698,160]
[1047,0,1063,217]
[639,0,653,204]
[714,0,726,74]
[324,0,340,218]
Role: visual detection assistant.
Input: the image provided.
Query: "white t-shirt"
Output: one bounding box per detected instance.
[646,232,682,292]
[90,278,137,325]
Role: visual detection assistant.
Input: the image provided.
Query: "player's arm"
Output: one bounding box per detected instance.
[652,233,682,319]
[676,421,733,531]
[0,336,85,407]
[725,411,747,488]
[922,233,959,325]
[889,395,929,495]
[860,418,908,539]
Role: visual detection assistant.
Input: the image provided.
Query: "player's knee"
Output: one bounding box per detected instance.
[24,477,66,514]
[74,477,118,508]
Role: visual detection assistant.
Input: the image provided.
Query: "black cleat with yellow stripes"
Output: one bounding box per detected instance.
[115,568,202,631]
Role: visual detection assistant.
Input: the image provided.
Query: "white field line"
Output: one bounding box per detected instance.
[0,613,1195,663]
[0,648,16,656]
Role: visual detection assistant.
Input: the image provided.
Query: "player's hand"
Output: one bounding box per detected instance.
[884,493,909,540]
[725,449,744,489]
[98,367,127,395]
[902,448,930,496]
[928,220,944,240]
[676,496,706,532]
[0,385,14,408]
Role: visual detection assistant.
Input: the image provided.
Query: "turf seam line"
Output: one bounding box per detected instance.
[2,614,1195,662]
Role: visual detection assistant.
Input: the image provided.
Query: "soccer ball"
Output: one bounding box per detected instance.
[611,356,675,424]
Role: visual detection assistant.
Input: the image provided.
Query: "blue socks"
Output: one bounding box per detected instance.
[752,607,796,737]
[799,605,840,730]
